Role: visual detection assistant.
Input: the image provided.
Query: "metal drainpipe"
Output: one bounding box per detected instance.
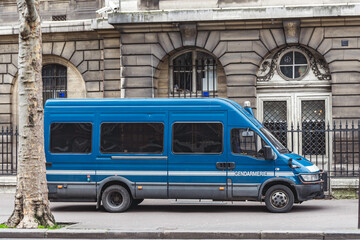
[101,39,105,98]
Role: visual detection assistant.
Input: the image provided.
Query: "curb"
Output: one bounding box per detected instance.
[1,229,360,239]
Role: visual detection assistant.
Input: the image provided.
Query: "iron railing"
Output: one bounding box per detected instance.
[266,120,360,177]
[1,121,359,177]
[0,127,18,175]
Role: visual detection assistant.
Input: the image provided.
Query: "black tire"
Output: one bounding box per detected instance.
[102,185,132,213]
[265,185,294,213]
[131,199,144,208]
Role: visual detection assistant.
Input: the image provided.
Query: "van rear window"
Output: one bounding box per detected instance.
[172,123,223,154]
[100,123,164,154]
[50,123,92,153]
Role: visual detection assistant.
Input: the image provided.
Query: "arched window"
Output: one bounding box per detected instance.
[256,46,331,157]
[170,50,217,98]
[42,64,67,106]
[278,49,309,80]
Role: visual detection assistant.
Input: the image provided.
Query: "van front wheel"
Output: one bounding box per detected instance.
[265,185,294,213]
[102,185,132,213]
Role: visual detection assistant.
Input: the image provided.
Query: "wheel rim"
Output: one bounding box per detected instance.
[108,191,123,207]
[270,190,289,209]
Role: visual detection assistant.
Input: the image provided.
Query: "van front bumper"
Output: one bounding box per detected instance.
[295,183,324,201]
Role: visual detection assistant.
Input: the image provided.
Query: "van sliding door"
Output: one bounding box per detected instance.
[96,112,168,199]
[168,111,227,200]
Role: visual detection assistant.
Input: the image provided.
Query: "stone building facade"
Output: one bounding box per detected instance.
[0,0,359,193]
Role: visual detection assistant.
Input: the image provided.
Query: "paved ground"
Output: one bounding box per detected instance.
[0,193,358,232]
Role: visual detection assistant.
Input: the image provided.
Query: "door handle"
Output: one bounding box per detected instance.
[216,162,236,170]
[227,162,235,170]
[216,162,227,170]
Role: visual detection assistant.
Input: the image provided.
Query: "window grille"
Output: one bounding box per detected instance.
[263,101,288,147]
[52,15,66,21]
[170,51,217,98]
[301,100,326,155]
[42,64,67,106]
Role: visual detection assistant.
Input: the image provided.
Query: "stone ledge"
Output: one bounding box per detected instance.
[0,175,16,193]
[331,178,359,189]
[109,4,360,24]
[0,20,94,36]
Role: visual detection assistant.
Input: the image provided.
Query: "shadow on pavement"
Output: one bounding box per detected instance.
[51,204,97,212]
[50,202,328,213]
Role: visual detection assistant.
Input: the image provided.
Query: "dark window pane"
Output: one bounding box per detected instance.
[174,52,192,66]
[101,123,164,153]
[301,100,325,121]
[301,100,326,155]
[280,66,293,78]
[302,121,326,155]
[173,52,193,93]
[295,52,307,64]
[171,51,217,97]
[295,66,308,78]
[231,129,265,159]
[263,101,287,147]
[173,123,222,153]
[42,64,67,106]
[50,123,92,153]
[280,52,293,65]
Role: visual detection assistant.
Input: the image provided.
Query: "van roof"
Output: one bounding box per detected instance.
[44,98,261,128]
[45,98,232,107]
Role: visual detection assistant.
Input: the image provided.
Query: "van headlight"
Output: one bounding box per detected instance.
[300,173,320,182]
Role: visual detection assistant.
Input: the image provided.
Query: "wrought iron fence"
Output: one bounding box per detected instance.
[0,122,359,178]
[0,127,18,175]
[266,120,360,177]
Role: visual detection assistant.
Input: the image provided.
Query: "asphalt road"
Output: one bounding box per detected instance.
[0,193,358,232]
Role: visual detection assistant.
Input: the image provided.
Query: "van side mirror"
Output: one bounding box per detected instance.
[241,130,254,137]
[264,145,275,160]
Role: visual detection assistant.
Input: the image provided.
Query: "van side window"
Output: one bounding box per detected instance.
[231,128,266,159]
[100,123,164,154]
[50,123,92,153]
[172,123,222,154]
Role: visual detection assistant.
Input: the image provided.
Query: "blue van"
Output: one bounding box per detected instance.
[44,98,325,213]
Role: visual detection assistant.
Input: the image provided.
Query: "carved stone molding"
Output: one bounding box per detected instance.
[179,23,197,46]
[257,46,331,82]
[283,20,300,44]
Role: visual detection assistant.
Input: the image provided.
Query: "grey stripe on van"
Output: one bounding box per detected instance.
[97,170,167,176]
[47,170,295,177]
[111,156,168,160]
[47,170,96,175]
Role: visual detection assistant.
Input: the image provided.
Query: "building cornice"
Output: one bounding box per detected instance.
[0,19,102,36]
[108,3,360,27]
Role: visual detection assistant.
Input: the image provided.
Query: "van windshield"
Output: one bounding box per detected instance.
[260,128,290,154]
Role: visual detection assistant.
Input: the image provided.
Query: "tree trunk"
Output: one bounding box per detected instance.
[5,0,55,228]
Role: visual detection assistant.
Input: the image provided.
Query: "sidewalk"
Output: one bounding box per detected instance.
[1,193,359,239]
[1,228,360,239]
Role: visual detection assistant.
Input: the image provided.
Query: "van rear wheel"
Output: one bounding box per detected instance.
[265,185,294,213]
[102,185,132,213]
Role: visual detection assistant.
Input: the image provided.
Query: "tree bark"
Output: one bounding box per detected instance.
[5,0,55,228]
